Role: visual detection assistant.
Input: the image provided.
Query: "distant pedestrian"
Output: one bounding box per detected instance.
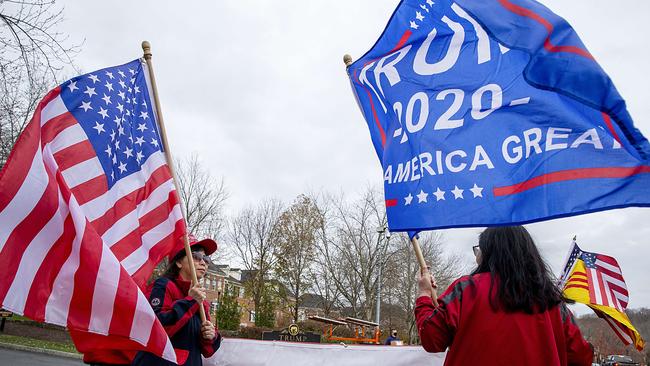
[384,329,401,345]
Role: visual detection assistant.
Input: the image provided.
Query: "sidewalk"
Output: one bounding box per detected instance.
[0,347,83,366]
[0,340,82,360]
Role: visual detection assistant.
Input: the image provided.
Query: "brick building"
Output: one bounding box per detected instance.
[204,263,254,327]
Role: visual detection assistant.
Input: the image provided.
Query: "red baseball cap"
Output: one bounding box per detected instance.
[169,233,218,260]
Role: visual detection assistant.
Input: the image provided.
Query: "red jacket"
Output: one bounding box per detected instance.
[415,273,593,366]
[132,276,221,366]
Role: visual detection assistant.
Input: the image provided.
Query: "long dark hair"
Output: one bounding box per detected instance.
[471,226,563,313]
[163,251,186,278]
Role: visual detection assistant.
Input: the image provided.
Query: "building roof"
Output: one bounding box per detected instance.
[300,293,328,309]
[206,262,228,277]
[225,276,242,286]
[240,269,257,283]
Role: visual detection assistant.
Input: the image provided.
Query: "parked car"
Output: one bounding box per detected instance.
[602,355,639,366]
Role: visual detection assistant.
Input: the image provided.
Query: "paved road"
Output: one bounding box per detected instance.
[0,348,83,365]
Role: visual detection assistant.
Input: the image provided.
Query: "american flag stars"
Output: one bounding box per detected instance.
[102,93,112,105]
[93,121,105,134]
[83,86,97,98]
[79,101,92,112]
[60,59,163,188]
[402,183,484,206]
[67,80,79,92]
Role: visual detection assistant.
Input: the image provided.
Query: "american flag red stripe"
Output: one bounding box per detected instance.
[585,269,597,303]
[23,215,76,322]
[605,316,634,345]
[130,225,184,283]
[70,175,109,206]
[41,113,78,146]
[92,166,172,235]
[589,254,629,311]
[111,191,178,262]
[53,141,96,170]
[0,58,186,363]
[0,160,59,305]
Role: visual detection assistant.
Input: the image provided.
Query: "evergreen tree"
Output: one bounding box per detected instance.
[255,285,277,327]
[217,285,241,331]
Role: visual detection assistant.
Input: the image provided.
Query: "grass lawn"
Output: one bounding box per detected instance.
[0,334,79,354]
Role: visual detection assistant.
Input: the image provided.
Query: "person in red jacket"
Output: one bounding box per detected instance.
[131,236,222,366]
[415,226,593,366]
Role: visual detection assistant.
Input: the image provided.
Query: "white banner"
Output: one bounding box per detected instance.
[204,338,446,366]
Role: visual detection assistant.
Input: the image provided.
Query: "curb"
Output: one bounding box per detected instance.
[0,341,82,360]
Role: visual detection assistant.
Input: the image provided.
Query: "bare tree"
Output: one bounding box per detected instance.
[228,198,283,325]
[314,187,389,320]
[307,191,343,317]
[175,155,228,251]
[1,1,80,165]
[274,194,321,323]
[307,258,342,317]
[309,187,465,341]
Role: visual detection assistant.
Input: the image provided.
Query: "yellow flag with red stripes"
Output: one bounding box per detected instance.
[563,259,591,305]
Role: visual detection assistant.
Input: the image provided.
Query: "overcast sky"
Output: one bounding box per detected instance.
[58,1,649,313]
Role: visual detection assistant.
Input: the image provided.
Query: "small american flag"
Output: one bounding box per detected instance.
[0,58,185,362]
[560,242,643,350]
[580,250,629,311]
[561,242,629,311]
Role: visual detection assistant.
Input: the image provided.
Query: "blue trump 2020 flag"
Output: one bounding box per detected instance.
[347,0,650,232]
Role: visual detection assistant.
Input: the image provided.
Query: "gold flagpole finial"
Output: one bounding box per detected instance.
[343,54,353,67]
[141,41,152,59]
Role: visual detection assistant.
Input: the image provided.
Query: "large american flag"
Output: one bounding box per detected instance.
[0,59,185,362]
[560,242,629,311]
